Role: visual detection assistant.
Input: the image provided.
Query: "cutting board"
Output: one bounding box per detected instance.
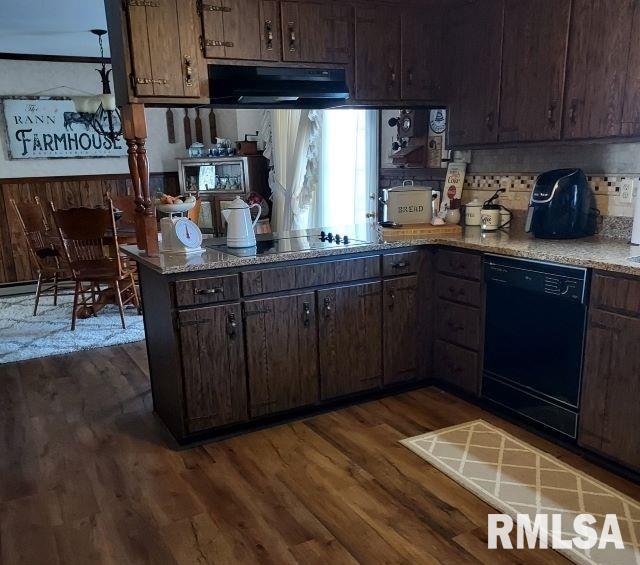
[379,223,463,239]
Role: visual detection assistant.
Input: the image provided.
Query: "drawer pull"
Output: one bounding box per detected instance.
[195,287,224,296]
[244,307,272,317]
[392,261,410,269]
[205,39,234,48]
[264,19,274,50]
[323,297,332,316]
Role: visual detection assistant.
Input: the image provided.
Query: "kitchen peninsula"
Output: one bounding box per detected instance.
[126,227,640,478]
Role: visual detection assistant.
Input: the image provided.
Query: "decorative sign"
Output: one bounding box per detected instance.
[2,98,126,160]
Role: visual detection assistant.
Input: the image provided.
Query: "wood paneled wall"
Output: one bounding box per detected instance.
[0,172,178,285]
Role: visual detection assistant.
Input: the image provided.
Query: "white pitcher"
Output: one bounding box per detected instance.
[222,197,261,248]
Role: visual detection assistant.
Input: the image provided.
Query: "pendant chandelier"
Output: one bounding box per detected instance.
[72,29,123,143]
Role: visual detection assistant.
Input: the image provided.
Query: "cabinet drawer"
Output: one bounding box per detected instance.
[242,256,380,296]
[591,272,640,317]
[434,339,479,395]
[174,274,240,307]
[436,299,481,351]
[436,274,482,307]
[382,251,420,277]
[436,249,482,281]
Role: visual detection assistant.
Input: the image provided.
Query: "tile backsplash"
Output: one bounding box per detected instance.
[462,173,638,218]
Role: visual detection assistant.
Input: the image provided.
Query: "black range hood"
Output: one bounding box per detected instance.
[209,64,350,108]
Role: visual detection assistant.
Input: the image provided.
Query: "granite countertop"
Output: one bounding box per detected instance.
[122,223,640,277]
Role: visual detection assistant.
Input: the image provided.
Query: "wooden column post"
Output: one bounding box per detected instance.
[122,103,159,257]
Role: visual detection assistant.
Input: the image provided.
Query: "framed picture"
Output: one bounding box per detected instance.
[2,97,126,160]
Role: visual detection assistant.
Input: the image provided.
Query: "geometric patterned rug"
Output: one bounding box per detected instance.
[401,420,640,565]
[0,293,145,365]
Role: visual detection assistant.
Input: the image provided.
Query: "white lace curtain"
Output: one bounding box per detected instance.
[262,109,321,232]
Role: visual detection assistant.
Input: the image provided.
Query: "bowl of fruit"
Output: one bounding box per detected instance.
[155,193,197,215]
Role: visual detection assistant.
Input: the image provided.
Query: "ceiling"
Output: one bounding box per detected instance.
[0,0,111,58]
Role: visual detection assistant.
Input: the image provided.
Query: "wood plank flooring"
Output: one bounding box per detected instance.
[2,343,640,564]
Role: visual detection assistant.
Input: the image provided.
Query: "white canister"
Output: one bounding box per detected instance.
[464,198,483,226]
[481,204,501,231]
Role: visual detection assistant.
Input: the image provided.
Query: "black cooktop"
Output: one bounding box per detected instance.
[204,230,370,258]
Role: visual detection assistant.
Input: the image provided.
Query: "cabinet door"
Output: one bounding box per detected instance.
[401,6,442,101]
[383,276,420,385]
[177,304,247,433]
[621,2,640,136]
[260,0,282,61]
[579,310,640,471]
[202,0,262,60]
[446,0,503,146]
[355,6,401,101]
[126,0,191,97]
[281,2,353,64]
[499,0,571,142]
[244,293,319,417]
[318,282,382,400]
[563,0,636,140]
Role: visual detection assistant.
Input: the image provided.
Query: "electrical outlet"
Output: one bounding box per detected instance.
[619,179,635,204]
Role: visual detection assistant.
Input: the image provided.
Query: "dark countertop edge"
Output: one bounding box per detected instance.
[122,237,640,277]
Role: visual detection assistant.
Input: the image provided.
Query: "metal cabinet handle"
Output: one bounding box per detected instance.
[407,69,413,85]
[485,111,495,132]
[184,55,193,87]
[303,301,311,327]
[135,77,168,85]
[226,313,237,339]
[288,22,297,52]
[569,100,577,124]
[195,287,223,295]
[205,39,234,48]
[547,103,557,127]
[264,19,274,50]
[392,261,409,270]
[389,66,396,85]
[323,297,332,316]
[388,291,396,310]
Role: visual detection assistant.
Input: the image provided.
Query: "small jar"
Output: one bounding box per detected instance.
[481,204,501,231]
[465,198,483,226]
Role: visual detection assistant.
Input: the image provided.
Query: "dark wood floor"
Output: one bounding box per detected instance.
[2,343,640,564]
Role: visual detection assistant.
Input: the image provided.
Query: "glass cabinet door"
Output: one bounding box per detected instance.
[182,160,246,194]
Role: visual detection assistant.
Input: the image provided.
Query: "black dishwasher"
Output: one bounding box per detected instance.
[482,255,589,439]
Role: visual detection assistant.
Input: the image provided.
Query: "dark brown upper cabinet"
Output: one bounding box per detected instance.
[563,0,636,140]
[281,1,353,64]
[108,0,206,101]
[201,0,280,61]
[355,6,401,101]
[318,282,382,400]
[498,0,571,142]
[401,5,443,101]
[446,0,504,146]
[621,2,640,136]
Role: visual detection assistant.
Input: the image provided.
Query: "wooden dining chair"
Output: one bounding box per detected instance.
[11,197,71,315]
[50,200,140,331]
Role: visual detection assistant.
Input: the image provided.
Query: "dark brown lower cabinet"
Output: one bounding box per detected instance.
[318,282,382,400]
[383,276,419,385]
[579,309,640,472]
[177,304,247,433]
[434,340,480,395]
[244,292,319,417]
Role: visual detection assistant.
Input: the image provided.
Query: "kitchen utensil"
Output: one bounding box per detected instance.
[183,108,192,149]
[221,196,261,248]
[165,108,176,144]
[195,108,203,143]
